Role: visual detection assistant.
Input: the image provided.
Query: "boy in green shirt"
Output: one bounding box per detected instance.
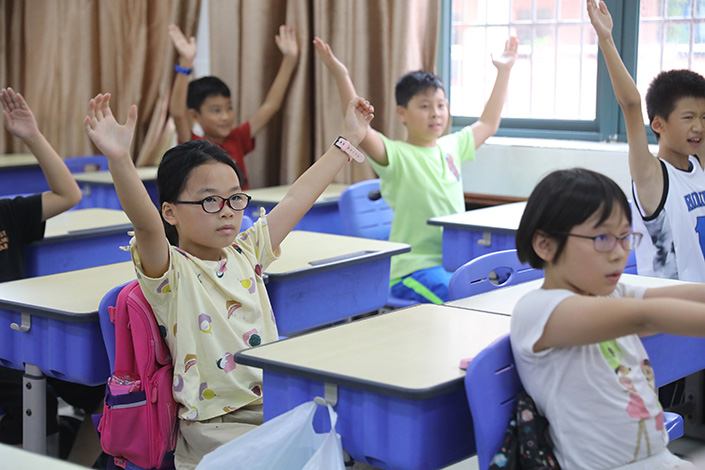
[314,37,517,303]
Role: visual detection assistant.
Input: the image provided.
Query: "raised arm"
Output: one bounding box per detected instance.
[313,37,387,165]
[84,94,169,278]
[534,294,705,352]
[267,96,374,249]
[1,88,81,220]
[168,24,197,144]
[588,0,662,214]
[471,36,518,148]
[248,25,299,136]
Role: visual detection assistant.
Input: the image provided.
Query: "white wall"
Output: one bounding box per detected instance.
[461,137,658,199]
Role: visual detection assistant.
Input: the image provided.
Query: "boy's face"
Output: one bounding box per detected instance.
[653,96,705,158]
[396,87,449,147]
[191,95,235,142]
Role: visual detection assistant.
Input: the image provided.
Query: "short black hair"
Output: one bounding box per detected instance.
[645,69,705,141]
[515,168,631,269]
[158,140,242,245]
[186,76,231,111]
[395,70,445,107]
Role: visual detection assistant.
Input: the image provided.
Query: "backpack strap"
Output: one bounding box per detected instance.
[112,280,140,375]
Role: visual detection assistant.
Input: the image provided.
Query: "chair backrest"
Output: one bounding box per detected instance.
[465,334,522,470]
[98,281,130,371]
[448,249,543,301]
[240,214,254,232]
[466,337,684,470]
[338,179,394,240]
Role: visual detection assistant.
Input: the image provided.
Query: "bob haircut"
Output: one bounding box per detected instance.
[515,168,632,269]
[158,140,243,245]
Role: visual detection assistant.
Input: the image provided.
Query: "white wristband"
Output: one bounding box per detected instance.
[333,136,365,163]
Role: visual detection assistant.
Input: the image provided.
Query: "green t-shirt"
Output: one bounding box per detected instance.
[369,127,475,279]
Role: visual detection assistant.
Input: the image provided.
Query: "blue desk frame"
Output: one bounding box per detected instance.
[427,202,526,272]
[73,167,159,210]
[247,184,347,235]
[24,209,133,277]
[236,304,511,470]
[264,231,410,336]
[0,154,108,196]
[0,262,135,454]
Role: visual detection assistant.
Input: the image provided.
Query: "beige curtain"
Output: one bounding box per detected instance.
[0,0,200,166]
[209,0,441,188]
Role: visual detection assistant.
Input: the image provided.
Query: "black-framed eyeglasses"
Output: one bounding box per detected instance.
[557,231,643,252]
[171,193,251,214]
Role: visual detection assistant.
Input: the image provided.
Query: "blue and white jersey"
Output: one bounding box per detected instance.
[632,155,705,281]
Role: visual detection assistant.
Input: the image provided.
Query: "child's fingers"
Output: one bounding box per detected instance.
[13,92,27,110]
[125,104,138,131]
[97,93,113,120]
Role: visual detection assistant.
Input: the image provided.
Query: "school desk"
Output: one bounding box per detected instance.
[427,201,526,271]
[0,154,109,197]
[265,230,410,336]
[0,443,87,469]
[0,153,49,195]
[24,208,133,277]
[428,201,638,275]
[72,167,159,210]
[0,261,135,454]
[246,183,347,234]
[235,303,510,470]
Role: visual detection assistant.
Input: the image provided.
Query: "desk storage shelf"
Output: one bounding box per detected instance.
[0,308,109,384]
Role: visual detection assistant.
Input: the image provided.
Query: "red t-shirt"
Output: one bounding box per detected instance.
[190,121,255,189]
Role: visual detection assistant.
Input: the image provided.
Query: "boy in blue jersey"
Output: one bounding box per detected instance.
[589,0,705,281]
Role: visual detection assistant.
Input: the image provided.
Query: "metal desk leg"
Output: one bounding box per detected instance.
[23,363,46,454]
[683,370,705,440]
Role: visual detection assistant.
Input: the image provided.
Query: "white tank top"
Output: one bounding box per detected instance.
[632,155,705,281]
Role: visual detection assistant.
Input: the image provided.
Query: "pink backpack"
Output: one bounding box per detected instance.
[98,280,178,469]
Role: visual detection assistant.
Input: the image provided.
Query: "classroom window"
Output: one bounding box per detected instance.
[444,0,705,141]
[450,0,597,121]
[637,0,705,124]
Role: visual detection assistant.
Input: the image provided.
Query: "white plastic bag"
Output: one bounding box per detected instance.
[195,400,345,470]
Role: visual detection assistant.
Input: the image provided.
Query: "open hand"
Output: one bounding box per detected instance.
[275,25,298,59]
[84,93,137,160]
[343,96,374,147]
[587,0,613,40]
[491,36,519,72]
[313,37,348,77]
[168,24,197,66]
[0,87,40,140]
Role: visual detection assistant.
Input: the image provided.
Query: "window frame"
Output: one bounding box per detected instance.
[440,0,648,143]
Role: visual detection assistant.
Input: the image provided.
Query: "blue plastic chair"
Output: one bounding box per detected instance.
[338,179,415,308]
[448,249,543,301]
[338,179,394,240]
[465,334,684,470]
[240,214,254,232]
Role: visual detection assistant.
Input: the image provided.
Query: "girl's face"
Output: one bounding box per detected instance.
[164,161,243,261]
[542,203,632,296]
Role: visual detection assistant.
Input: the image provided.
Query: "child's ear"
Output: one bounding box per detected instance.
[186,108,200,123]
[651,115,665,135]
[396,105,407,125]
[162,202,178,227]
[532,231,556,263]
